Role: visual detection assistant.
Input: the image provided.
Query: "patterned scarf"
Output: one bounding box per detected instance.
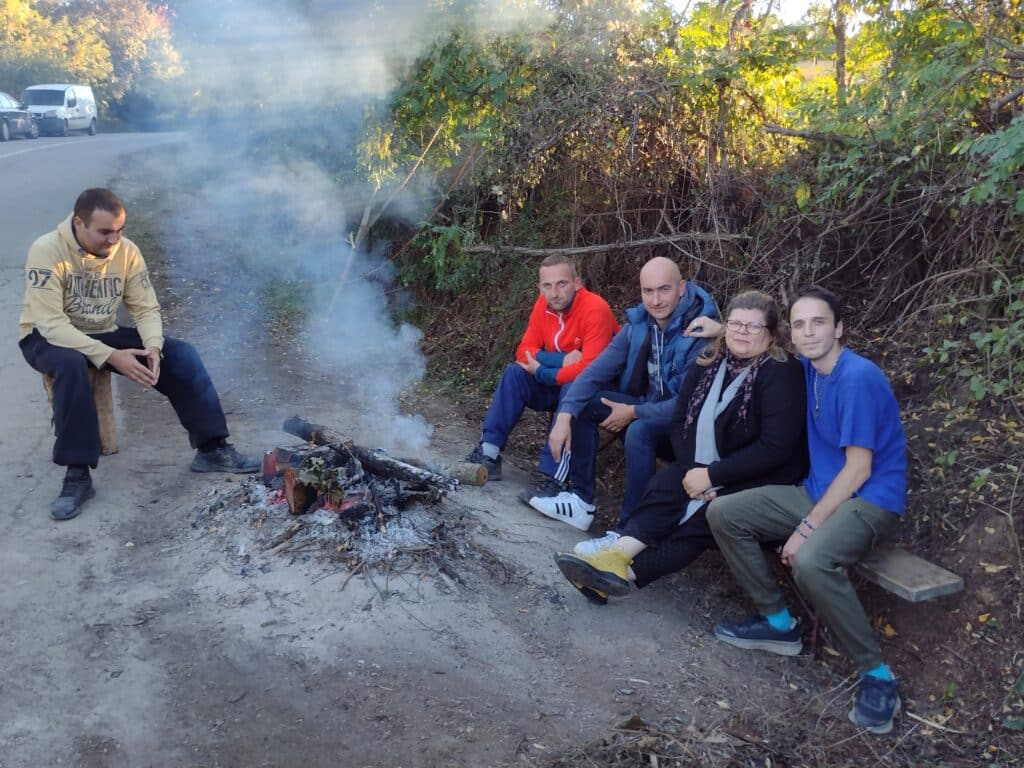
[680,349,770,443]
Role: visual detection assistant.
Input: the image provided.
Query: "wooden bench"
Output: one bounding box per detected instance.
[42,368,118,455]
[855,546,963,602]
[774,545,963,653]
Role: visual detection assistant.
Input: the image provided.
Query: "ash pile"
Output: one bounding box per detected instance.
[192,416,472,571]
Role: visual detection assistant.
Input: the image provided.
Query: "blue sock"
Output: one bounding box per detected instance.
[865,663,894,681]
[765,608,795,632]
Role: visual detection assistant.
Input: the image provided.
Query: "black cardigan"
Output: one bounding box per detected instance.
[669,354,808,495]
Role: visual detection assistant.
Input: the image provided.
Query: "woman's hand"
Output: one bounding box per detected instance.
[682,466,712,499]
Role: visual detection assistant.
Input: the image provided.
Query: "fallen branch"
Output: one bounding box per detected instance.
[463,231,748,258]
[904,711,970,735]
[990,84,1024,115]
[763,123,864,144]
[265,521,304,552]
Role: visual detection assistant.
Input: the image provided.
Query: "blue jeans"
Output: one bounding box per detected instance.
[20,328,229,467]
[480,364,570,477]
[569,390,674,525]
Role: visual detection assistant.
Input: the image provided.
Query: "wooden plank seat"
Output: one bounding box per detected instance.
[854,546,964,602]
[771,543,963,654]
[42,368,118,455]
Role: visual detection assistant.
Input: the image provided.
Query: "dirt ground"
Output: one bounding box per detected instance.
[1,146,1019,768]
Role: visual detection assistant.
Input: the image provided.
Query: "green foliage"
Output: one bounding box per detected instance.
[921,274,1024,402]
[965,276,1024,400]
[407,222,481,292]
[955,115,1024,215]
[0,0,183,125]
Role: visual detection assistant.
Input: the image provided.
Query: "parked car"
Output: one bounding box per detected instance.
[20,84,98,136]
[0,91,39,140]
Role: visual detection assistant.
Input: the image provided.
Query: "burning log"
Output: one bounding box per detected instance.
[282,415,457,493]
[283,466,314,515]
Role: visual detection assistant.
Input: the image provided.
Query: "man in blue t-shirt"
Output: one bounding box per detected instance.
[705,285,906,736]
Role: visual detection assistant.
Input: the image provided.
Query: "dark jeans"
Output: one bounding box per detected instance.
[621,463,717,588]
[20,328,229,468]
[569,390,673,523]
[480,363,570,477]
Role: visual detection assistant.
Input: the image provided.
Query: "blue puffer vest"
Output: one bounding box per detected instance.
[617,282,717,401]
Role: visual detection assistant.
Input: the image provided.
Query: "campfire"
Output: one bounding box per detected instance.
[192,416,489,569]
[267,415,459,524]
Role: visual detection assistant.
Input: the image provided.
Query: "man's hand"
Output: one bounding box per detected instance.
[562,349,583,366]
[780,528,806,567]
[598,398,636,432]
[107,348,158,387]
[548,412,573,462]
[516,350,541,376]
[143,346,161,382]
[682,466,713,499]
[685,317,723,337]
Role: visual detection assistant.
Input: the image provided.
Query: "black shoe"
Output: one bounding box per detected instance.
[572,581,608,605]
[516,476,564,507]
[465,443,502,481]
[50,467,95,521]
[191,443,260,473]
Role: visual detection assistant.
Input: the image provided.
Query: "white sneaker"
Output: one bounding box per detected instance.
[573,530,620,556]
[528,490,595,531]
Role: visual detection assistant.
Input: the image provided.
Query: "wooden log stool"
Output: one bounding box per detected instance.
[42,368,118,455]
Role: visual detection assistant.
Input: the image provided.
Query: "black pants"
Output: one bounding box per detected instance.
[620,463,717,588]
[20,328,229,468]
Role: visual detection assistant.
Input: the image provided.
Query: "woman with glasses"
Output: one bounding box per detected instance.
[555,290,809,602]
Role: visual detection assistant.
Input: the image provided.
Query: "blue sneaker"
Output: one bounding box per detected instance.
[849,675,901,735]
[713,614,803,656]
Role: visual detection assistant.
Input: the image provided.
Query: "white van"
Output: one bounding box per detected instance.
[21,84,98,136]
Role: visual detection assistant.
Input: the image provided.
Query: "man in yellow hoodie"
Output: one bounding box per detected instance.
[19,188,259,521]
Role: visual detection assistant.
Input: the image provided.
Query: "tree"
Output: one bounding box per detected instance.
[0,0,112,91]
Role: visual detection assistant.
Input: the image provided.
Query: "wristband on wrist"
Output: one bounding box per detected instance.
[800,517,816,532]
[794,527,808,540]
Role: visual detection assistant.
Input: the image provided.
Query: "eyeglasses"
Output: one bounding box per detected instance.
[726,320,767,334]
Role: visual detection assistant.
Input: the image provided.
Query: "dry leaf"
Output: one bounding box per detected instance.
[823,646,841,657]
[978,613,991,623]
[980,562,1011,574]
[883,623,897,638]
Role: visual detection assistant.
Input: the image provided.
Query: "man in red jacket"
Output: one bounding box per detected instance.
[466,256,619,481]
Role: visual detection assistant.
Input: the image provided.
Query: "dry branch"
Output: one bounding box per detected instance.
[463,232,748,258]
[763,123,864,143]
[990,84,1024,114]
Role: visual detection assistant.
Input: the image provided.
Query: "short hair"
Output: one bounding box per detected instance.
[74,188,125,224]
[539,254,577,277]
[790,285,842,325]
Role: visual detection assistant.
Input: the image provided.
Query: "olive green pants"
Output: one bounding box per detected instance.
[706,485,897,672]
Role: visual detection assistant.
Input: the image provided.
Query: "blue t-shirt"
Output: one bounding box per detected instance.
[801,349,907,515]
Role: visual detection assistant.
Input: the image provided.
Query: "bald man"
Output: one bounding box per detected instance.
[520,257,717,541]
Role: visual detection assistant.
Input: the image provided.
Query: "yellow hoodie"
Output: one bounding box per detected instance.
[18,214,164,368]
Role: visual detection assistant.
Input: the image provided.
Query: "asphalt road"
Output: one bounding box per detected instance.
[0,131,188,766]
